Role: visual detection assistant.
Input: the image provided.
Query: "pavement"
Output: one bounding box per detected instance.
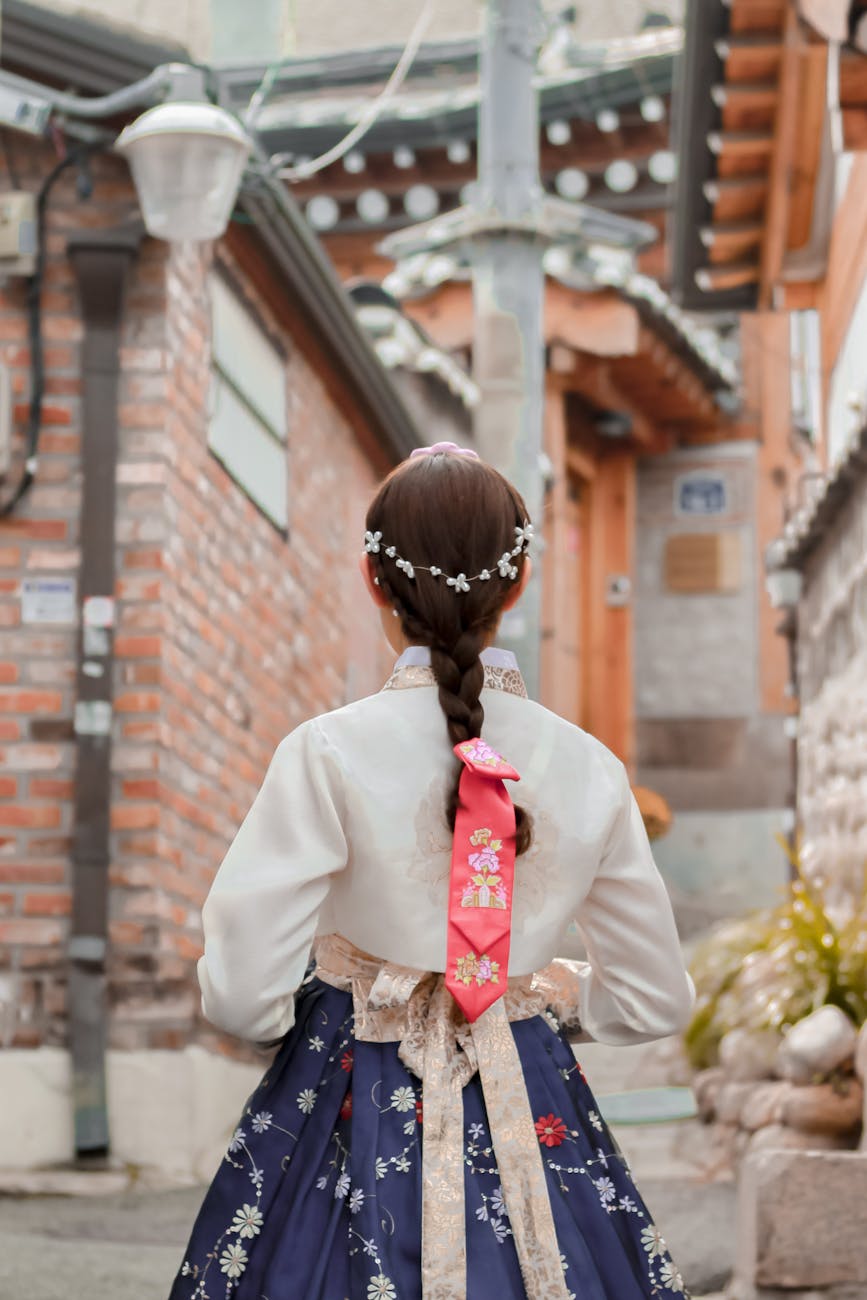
[0,1036,734,1300]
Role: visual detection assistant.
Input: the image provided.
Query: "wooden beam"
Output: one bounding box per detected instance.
[565,443,597,483]
[728,0,787,37]
[695,261,761,292]
[778,280,820,310]
[705,174,769,223]
[758,5,802,308]
[700,219,764,262]
[712,80,780,110]
[787,41,828,252]
[582,453,635,766]
[840,49,867,106]
[707,130,775,159]
[716,34,783,84]
[843,106,867,151]
[567,356,657,450]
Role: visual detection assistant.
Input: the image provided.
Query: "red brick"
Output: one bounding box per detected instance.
[22,891,71,916]
[122,778,159,800]
[29,778,73,799]
[0,893,15,916]
[28,835,72,856]
[0,805,61,828]
[0,864,66,884]
[114,692,160,714]
[0,547,20,568]
[39,432,80,454]
[0,776,17,797]
[0,605,21,628]
[0,918,65,946]
[0,721,21,740]
[123,549,164,570]
[0,663,18,684]
[12,402,72,428]
[0,691,62,715]
[111,804,159,831]
[114,636,162,659]
[0,519,67,540]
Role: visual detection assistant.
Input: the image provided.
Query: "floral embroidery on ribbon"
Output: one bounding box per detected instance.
[459,739,506,769]
[454,951,500,987]
[461,827,508,909]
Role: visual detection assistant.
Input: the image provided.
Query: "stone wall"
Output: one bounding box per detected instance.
[797,466,867,912]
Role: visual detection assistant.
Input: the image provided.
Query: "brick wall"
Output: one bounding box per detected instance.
[0,145,392,1054]
[798,467,867,914]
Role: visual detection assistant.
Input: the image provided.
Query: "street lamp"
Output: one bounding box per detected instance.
[116,101,251,242]
[0,63,253,244]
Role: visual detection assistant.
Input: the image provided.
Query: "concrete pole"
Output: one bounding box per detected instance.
[473,0,546,698]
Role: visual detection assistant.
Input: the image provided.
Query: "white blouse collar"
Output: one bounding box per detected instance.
[394,645,520,672]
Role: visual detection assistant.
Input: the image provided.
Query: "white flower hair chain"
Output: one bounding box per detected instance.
[364,523,534,593]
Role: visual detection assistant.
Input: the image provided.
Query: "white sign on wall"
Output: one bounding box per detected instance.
[21,578,76,625]
[674,474,728,517]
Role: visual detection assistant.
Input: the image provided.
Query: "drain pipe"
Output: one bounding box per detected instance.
[67,224,141,1158]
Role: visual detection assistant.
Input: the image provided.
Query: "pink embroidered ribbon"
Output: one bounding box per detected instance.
[445,738,520,1023]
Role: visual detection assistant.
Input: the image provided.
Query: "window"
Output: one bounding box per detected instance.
[789,308,823,448]
[209,273,288,529]
[827,278,867,466]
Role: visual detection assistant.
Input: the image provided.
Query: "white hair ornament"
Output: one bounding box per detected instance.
[363,523,533,593]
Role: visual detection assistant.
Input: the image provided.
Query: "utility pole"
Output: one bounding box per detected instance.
[474,0,546,697]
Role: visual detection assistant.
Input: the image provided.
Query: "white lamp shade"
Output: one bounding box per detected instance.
[116,101,251,242]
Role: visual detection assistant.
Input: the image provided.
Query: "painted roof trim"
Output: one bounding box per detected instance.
[770,427,867,571]
[670,0,759,312]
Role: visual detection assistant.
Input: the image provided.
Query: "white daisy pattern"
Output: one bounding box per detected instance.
[390,1086,415,1113]
[641,1225,667,1259]
[367,1274,397,1300]
[173,979,690,1299]
[219,1242,248,1279]
[661,1260,686,1292]
[297,1088,317,1114]
[230,1204,264,1240]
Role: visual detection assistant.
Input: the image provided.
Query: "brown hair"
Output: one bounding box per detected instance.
[365,450,533,854]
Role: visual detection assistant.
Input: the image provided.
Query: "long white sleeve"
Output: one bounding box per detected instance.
[571,760,695,1045]
[198,718,347,1042]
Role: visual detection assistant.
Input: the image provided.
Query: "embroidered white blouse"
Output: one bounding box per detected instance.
[198,647,695,1046]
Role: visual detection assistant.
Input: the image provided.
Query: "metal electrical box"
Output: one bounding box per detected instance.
[0,192,37,276]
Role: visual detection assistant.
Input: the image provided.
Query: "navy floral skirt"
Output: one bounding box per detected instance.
[169,978,688,1299]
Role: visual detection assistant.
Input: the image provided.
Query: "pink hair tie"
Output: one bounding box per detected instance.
[410,441,480,460]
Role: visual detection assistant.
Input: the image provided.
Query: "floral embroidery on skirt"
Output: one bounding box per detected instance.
[169,979,689,1299]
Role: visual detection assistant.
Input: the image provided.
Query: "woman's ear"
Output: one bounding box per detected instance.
[500,557,532,612]
[358,552,390,608]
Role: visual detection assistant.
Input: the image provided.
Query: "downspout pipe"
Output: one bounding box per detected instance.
[67,224,141,1159]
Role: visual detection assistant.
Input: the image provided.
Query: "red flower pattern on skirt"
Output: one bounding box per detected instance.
[340,1092,353,1120]
[340,1050,353,1072]
[535,1113,567,1147]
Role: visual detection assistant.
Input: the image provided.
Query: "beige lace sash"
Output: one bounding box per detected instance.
[314,933,583,1300]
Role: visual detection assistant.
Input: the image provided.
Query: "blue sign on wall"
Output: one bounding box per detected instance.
[675,475,727,516]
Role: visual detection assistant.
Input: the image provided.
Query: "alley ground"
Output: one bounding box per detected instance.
[0,1036,733,1299]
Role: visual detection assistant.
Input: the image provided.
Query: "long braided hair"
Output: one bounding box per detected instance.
[365,450,534,855]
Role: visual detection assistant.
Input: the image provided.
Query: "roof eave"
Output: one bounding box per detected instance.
[239,169,422,465]
[670,0,759,312]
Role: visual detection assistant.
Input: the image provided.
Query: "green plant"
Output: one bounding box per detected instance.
[685,867,867,1071]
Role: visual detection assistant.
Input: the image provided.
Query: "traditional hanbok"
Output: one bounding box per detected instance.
[170,647,695,1300]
